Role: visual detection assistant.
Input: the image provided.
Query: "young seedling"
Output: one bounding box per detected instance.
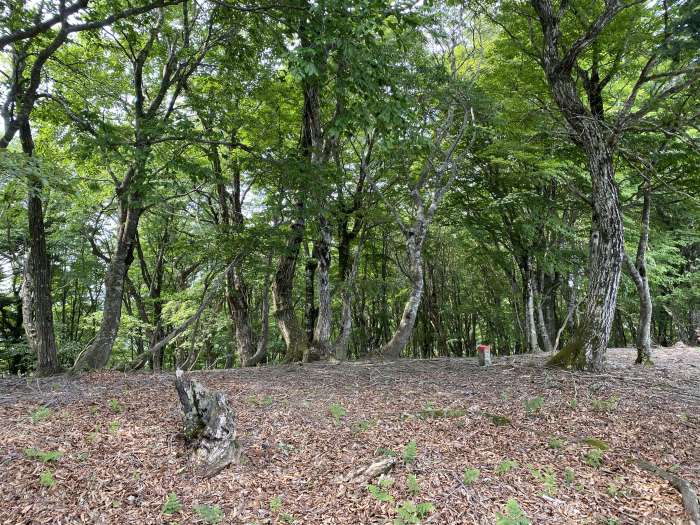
[496,498,530,525]
[30,406,51,424]
[548,437,565,450]
[524,397,544,414]
[162,493,182,515]
[329,403,347,423]
[402,441,417,464]
[194,504,224,524]
[394,500,435,525]
[39,470,56,488]
[584,449,604,468]
[496,459,518,475]
[367,476,394,503]
[463,468,480,485]
[108,399,123,413]
[406,474,420,496]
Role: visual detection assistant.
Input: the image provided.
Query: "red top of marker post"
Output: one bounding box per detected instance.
[476,344,490,352]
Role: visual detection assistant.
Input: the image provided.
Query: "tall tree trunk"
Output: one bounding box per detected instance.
[273,209,307,362]
[525,269,540,353]
[19,122,60,375]
[532,0,626,371]
[226,266,258,367]
[312,217,332,356]
[535,271,554,352]
[382,236,424,359]
[73,196,141,371]
[624,186,653,364]
[550,145,624,371]
[303,246,318,346]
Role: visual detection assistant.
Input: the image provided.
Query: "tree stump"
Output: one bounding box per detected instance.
[174,369,240,477]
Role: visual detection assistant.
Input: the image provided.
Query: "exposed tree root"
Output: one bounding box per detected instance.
[636,459,700,525]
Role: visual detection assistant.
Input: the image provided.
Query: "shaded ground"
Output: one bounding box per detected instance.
[1,346,699,524]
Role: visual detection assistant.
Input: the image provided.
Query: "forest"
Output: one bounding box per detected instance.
[0,0,699,524]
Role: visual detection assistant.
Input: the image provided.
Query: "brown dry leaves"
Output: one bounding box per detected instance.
[1,347,699,524]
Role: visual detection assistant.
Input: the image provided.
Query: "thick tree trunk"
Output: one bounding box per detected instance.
[532,0,626,371]
[382,236,424,359]
[549,145,624,371]
[273,211,307,362]
[73,201,141,371]
[15,122,60,376]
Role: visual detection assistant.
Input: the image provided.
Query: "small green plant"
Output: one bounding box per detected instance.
[24,448,62,462]
[30,406,51,423]
[270,496,283,512]
[496,498,530,525]
[194,504,224,524]
[108,420,120,434]
[463,467,480,485]
[606,483,619,497]
[353,419,376,433]
[368,476,395,503]
[162,492,182,515]
[547,437,564,450]
[606,518,620,525]
[329,403,347,423]
[419,403,466,419]
[564,468,575,485]
[484,412,511,426]
[584,449,604,468]
[591,396,619,413]
[568,398,578,409]
[39,470,56,488]
[108,399,123,413]
[406,474,420,496]
[394,501,435,524]
[247,395,274,407]
[583,437,609,451]
[529,466,557,496]
[496,459,519,475]
[280,512,295,523]
[377,447,397,457]
[524,397,544,414]
[403,440,417,464]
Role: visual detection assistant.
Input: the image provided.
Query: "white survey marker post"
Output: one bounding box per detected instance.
[477,344,491,366]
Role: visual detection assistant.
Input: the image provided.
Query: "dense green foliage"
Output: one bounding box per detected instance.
[0,0,698,374]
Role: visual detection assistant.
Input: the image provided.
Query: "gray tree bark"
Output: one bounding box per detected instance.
[531,0,626,371]
[624,185,653,364]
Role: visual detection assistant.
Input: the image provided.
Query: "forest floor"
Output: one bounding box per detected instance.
[1,346,699,525]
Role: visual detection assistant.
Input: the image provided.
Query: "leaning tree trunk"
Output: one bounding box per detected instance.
[73,201,141,371]
[549,143,624,371]
[382,235,424,359]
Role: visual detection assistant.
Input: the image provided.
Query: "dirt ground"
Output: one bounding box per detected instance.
[1,346,699,524]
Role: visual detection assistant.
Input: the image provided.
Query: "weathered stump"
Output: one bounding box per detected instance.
[174,369,240,477]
